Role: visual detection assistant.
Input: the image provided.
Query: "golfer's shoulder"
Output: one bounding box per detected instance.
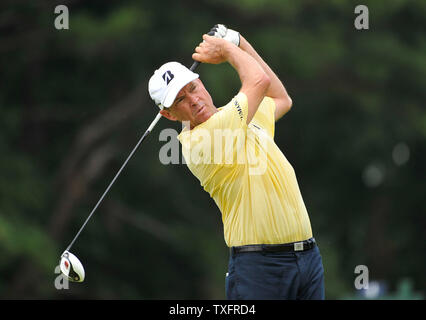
[222,92,248,117]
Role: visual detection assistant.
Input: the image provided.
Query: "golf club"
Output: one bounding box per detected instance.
[59,60,201,282]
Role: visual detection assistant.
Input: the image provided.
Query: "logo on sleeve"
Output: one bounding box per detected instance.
[234,100,243,121]
[162,71,174,85]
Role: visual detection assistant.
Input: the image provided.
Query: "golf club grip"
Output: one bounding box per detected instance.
[189,28,216,71]
[189,61,200,71]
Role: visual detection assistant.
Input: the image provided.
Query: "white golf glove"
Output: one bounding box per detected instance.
[208,24,240,47]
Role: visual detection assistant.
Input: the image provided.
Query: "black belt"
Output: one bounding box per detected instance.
[231,238,316,254]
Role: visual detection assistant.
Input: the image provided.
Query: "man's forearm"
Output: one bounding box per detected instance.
[223,41,266,91]
[238,35,292,121]
[192,34,271,123]
[239,35,291,103]
[222,40,271,124]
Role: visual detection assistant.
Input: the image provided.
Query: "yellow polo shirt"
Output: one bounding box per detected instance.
[178,92,312,247]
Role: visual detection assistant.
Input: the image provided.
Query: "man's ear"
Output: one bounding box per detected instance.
[160,109,178,121]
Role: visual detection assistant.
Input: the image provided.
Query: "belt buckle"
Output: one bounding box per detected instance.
[294,242,304,251]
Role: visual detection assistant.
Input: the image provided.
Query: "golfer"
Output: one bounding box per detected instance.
[148,26,325,300]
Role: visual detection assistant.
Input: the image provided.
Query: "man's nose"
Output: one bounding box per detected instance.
[188,94,199,106]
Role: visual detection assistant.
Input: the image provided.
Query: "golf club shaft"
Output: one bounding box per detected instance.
[190,61,199,71]
[65,60,200,252]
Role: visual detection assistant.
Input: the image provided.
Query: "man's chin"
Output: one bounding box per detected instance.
[198,111,214,124]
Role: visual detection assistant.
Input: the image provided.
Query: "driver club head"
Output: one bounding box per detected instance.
[60,251,85,282]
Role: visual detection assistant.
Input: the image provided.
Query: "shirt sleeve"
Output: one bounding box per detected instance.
[206,92,249,131]
[250,96,276,138]
[204,93,276,138]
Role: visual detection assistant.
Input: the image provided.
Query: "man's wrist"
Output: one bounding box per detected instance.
[221,40,237,61]
[238,35,250,52]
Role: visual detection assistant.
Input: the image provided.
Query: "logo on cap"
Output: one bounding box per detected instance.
[162,70,174,85]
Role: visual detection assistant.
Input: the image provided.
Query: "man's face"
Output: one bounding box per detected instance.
[160,79,216,129]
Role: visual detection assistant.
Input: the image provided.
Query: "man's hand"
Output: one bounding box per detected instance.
[195,32,270,125]
[192,34,231,65]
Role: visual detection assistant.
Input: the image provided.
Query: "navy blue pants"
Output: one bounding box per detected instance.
[225,245,325,300]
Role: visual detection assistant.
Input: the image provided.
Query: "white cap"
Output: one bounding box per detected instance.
[148,61,199,109]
